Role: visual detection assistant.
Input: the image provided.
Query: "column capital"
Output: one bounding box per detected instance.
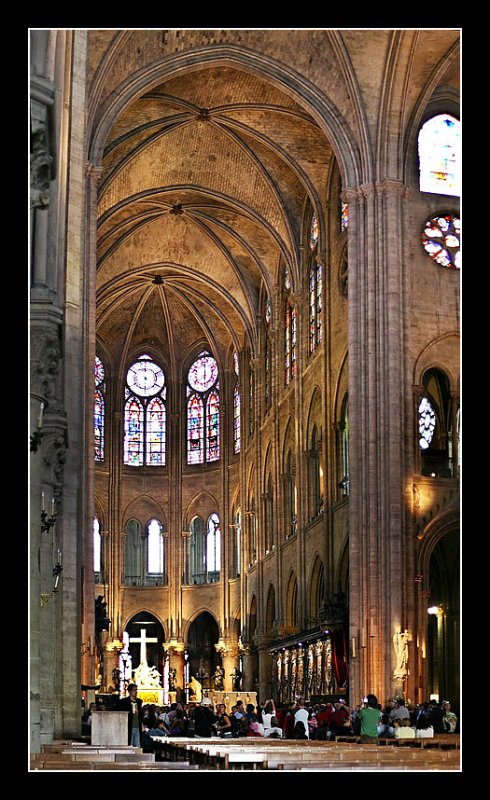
[85,162,104,183]
[163,639,185,654]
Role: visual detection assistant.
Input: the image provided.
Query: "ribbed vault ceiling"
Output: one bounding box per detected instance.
[96,64,334,371]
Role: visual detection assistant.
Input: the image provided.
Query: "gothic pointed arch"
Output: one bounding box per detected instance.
[308,555,326,625]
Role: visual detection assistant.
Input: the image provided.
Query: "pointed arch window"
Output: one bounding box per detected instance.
[207,513,221,581]
[308,214,323,355]
[248,351,254,440]
[341,202,349,231]
[418,114,461,197]
[94,356,106,462]
[187,351,220,464]
[93,517,102,582]
[147,518,164,582]
[284,284,297,387]
[265,473,274,553]
[124,519,142,586]
[233,350,240,454]
[285,450,297,539]
[188,514,221,584]
[418,368,456,478]
[235,509,241,577]
[264,296,272,409]
[124,355,166,466]
[309,425,323,519]
[340,399,350,497]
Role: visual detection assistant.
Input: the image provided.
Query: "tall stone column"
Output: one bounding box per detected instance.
[346,181,413,704]
[239,642,255,693]
[256,639,274,702]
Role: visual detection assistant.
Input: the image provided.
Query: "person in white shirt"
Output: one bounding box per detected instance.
[261,699,276,731]
[294,699,310,739]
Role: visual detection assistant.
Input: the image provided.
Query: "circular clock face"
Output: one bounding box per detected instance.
[418,397,436,449]
[188,353,218,392]
[422,213,460,269]
[126,359,164,397]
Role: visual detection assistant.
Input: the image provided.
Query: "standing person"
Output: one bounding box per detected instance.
[294,698,310,739]
[118,683,144,746]
[442,701,458,733]
[358,694,381,744]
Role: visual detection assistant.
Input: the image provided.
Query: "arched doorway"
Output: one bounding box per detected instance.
[426,529,460,714]
[186,611,220,688]
[124,611,166,686]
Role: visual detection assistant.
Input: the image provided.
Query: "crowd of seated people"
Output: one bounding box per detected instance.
[82,693,458,749]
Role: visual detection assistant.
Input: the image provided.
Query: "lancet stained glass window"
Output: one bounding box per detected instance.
[308,215,323,355]
[234,383,241,454]
[418,114,461,197]
[264,297,272,409]
[187,351,220,464]
[341,202,349,231]
[421,213,460,270]
[285,300,297,385]
[94,356,105,462]
[124,355,166,466]
[233,351,241,454]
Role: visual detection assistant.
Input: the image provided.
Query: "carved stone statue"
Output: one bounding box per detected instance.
[393,629,411,680]
[132,661,162,688]
[187,675,202,702]
[212,665,225,691]
[230,667,242,691]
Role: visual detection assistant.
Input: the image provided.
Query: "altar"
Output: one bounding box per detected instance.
[201,690,257,710]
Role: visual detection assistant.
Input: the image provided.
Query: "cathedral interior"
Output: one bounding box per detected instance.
[29,28,460,752]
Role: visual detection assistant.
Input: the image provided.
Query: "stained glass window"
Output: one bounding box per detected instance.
[233,350,239,377]
[285,300,297,385]
[249,357,254,438]
[94,356,105,462]
[422,214,460,269]
[234,383,241,454]
[308,214,323,355]
[206,390,220,462]
[124,395,144,465]
[124,355,166,466]
[265,296,271,325]
[186,351,220,464]
[146,397,166,465]
[285,300,291,385]
[418,114,461,197]
[341,202,349,231]
[188,352,218,392]
[187,394,204,464]
[419,397,436,450]
[309,214,319,251]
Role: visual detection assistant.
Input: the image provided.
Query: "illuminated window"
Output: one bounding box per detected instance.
[308,214,322,354]
[422,213,460,270]
[94,356,105,462]
[124,355,166,466]
[186,351,220,464]
[93,517,101,578]
[418,114,461,197]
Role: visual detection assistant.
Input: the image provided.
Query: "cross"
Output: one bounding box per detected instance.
[129,627,158,666]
